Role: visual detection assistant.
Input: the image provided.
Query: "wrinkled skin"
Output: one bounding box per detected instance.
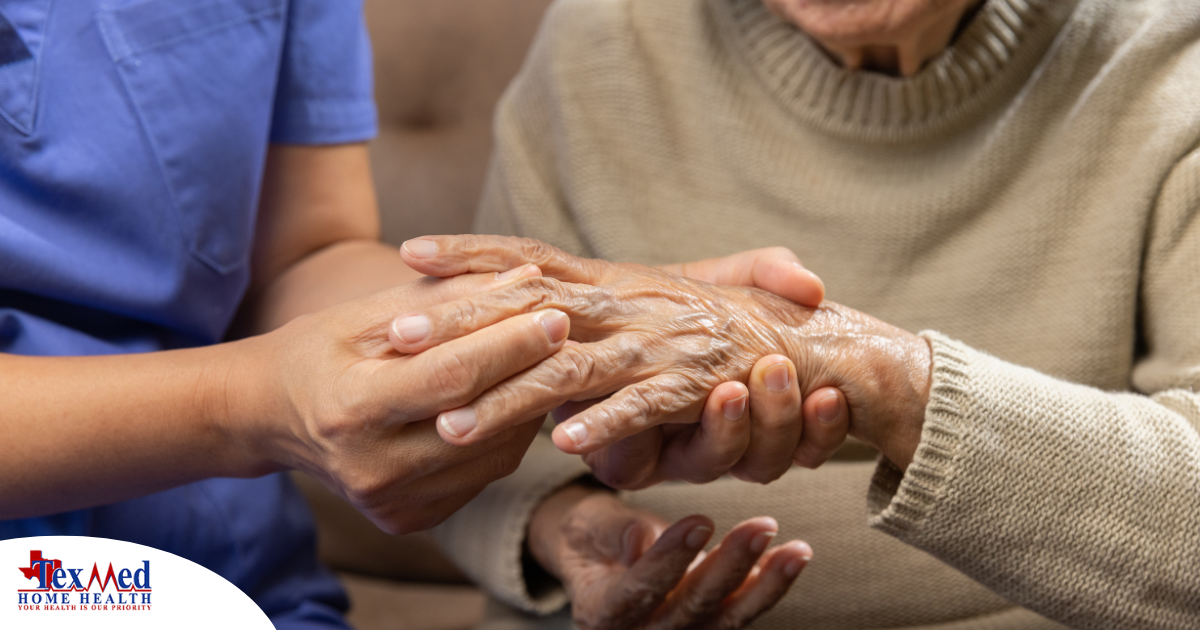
[397,235,931,473]
[763,0,981,77]
[526,485,812,630]
[572,355,851,489]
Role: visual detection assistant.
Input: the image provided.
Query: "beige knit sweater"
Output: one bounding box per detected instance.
[432,0,1200,628]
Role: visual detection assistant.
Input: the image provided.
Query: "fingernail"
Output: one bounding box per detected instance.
[722,394,747,421]
[685,526,713,551]
[497,264,530,281]
[816,392,841,424]
[402,238,438,258]
[439,408,478,438]
[765,363,790,392]
[540,309,570,343]
[562,422,588,447]
[750,531,777,554]
[392,315,431,344]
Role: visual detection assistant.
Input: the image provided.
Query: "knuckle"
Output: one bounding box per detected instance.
[553,345,600,387]
[676,592,718,624]
[426,346,476,404]
[730,459,788,485]
[755,412,794,433]
[793,446,831,470]
[448,299,482,333]
[518,237,560,267]
[342,472,390,511]
[510,276,565,309]
[679,460,726,485]
[729,462,769,485]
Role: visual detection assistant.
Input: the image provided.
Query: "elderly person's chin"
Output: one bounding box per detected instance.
[762,0,982,77]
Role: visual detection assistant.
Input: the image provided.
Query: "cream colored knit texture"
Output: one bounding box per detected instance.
[440,0,1200,628]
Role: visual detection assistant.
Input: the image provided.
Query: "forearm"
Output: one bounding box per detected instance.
[870,333,1200,628]
[236,238,422,335]
[0,338,273,518]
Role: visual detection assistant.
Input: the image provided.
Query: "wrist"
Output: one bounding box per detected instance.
[202,332,290,478]
[871,331,932,470]
[784,303,932,470]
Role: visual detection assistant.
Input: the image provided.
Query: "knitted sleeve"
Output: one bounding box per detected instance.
[868,151,1200,629]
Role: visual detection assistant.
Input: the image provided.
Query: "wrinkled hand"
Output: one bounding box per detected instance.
[398,235,932,471]
[232,265,568,534]
[576,356,852,489]
[527,484,811,630]
[548,248,847,486]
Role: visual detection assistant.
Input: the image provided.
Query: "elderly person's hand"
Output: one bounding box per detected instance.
[550,247,849,487]
[397,235,930,473]
[527,483,812,630]
[233,264,571,534]
[568,358,851,489]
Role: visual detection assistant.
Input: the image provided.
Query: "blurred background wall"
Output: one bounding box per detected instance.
[367,0,555,245]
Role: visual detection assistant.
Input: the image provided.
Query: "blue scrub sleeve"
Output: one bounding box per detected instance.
[269,0,377,145]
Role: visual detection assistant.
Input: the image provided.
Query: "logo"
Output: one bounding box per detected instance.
[4,536,273,629]
[16,550,151,612]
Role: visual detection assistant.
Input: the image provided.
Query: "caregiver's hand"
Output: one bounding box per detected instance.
[227,265,569,534]
[399,235,931,472]
[528,484,812,630]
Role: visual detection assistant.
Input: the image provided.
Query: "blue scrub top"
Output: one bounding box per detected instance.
[0,0,376,626]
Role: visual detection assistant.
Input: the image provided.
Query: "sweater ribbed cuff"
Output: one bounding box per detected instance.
[432,433,591,615]
[868,331,971,536]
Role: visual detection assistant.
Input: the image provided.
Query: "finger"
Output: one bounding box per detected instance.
[329,415,542,534]
[662,247,824,307]
[404,261,544,310]
[370,426,542,535]
[551,396,606,424]
[336,265,544,339]
[390,275,595,354]
[597,515,715,628]
[793,387,850,469]
[584,430,666,490]
[550,372,708,454]
[659,517,780,628]
[700,541,812,630]
[372,308,571,422]
[657,381,753,484]
[401,235,616,284]
[439,338,666,447]
[730,356,803,484]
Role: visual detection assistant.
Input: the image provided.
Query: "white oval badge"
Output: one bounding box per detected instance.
[2,536,273,629]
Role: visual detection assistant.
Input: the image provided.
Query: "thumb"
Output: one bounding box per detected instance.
[665,247,825,307]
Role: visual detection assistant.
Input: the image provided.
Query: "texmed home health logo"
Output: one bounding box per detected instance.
[17,550,151,612]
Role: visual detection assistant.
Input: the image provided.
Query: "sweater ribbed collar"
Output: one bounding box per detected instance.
[712,0,1080,143]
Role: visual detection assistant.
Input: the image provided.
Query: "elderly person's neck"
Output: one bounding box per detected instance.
[764,0,983,77]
